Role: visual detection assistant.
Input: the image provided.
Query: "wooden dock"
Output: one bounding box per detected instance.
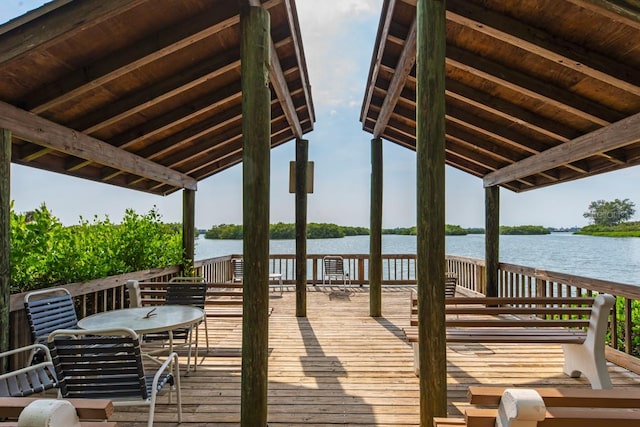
[106,287,640,426]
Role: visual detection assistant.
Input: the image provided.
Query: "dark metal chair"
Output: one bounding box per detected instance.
[134,280,209,373]
[24,288,78,363]
[47,327,182,427]
[0,343,57,397]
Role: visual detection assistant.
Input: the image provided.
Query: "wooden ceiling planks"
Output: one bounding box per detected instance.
[361,0,640,192]
[0,0,314,195]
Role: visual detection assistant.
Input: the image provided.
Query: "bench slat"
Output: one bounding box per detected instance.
[445,319,590,328]
[468,386,640,408]
[0,397,114,420]
[465,407,640,427]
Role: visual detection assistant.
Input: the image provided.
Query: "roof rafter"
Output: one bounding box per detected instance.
[447,1,640,97]
[484,111,640,187]
[373,17,416,137]
[0,100,196,190]
[447,46,619,126]
[270,38,303,138]
[0,0,145,63]
[25,5,244,114]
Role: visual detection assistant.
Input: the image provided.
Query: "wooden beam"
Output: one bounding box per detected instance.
[485,186,500,297]
[0,0,145,64]
[369,137,383,317]
[270,38,303,138]
[0,101,197,190]
[0,129,9,361]
[69,53,242,134]
[295,138,308,317]
[483,112,640,187]
[447,2,640,97]
[361,0,398,124]
[566,0,640,29]
[240,5,271,427]
[416,0,447,424]
[182,189,196,273]
[283,0,316,125]
[373,18,416,137]
[447,45,620,126]
[24,1,275,114]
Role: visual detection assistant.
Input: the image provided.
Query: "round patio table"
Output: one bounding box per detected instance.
[78,305,205,371]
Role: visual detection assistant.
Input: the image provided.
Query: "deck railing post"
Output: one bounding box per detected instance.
[0,128,10,361]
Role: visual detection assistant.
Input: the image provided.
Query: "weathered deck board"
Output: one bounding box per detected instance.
[95,287,640,426]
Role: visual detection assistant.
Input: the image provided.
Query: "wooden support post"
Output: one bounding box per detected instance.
[416,0,447,424]
[369,137,383,317]
[295,138,308,317]
[240,5,271,427]
[182,189,195,274]
[485,185,500,297]
[0,129,10,362]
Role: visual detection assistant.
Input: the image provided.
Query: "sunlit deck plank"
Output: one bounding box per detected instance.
[107,287,640,426]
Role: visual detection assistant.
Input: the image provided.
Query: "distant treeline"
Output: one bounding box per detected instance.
[204,223,553,239]
[500,225,550,235]
[203,223,369,240]
[575,221,640,237]
[383,225,550,235]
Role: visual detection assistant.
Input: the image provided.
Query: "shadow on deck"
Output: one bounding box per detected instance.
[104,287,640,426]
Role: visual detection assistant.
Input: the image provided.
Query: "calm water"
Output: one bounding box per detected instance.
[194,233,640,286]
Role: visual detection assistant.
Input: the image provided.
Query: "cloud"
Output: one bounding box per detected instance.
[296,0,383,108]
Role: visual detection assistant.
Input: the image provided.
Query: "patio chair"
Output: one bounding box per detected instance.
[47,327,182,427]
[445,273,458,298]
[165,281,210,370]
[232,258,244,282]
[24,288,78,362]
[0,344,57,397]
[139,281,209,373]
[322,255,350,288]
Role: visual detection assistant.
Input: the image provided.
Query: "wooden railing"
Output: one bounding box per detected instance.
[7,253,640,371]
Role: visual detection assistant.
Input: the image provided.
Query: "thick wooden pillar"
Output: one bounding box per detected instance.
[485,185,500,297]
[295,138,308,317]
[0,129,10,361]
[240,5,271,426]
[369,137,383,317]
[416,0,447,424]
[182,189,195,274]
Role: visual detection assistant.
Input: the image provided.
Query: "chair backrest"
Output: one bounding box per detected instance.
[169,276,205,283]
[165,282,207,309]
[323,256,345,275]
[232,258,244,282]
[126,280,142,308]
[48,328,148,400]
[445,273,458,298]
[24,288,78,343]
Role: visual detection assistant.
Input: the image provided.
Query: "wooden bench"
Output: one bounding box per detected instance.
[433,386,640,427]
[404,291,616,388]
[0,397,117,426]
[132,281,271,317]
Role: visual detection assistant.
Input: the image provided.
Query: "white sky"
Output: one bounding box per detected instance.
[4,0,640,229]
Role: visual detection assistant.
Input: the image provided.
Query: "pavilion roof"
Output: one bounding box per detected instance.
[361,0,640,192]
[0,0,314,195]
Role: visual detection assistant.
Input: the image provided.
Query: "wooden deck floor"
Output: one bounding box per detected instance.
[109,287,640,426]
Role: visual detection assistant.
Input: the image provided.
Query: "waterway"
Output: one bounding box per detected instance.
[194,233,640,286]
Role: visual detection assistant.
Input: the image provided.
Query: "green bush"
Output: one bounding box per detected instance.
[9,203,182,293]
[500,225,550,235]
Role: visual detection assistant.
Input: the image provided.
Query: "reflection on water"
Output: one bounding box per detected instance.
[195,232,640,285]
